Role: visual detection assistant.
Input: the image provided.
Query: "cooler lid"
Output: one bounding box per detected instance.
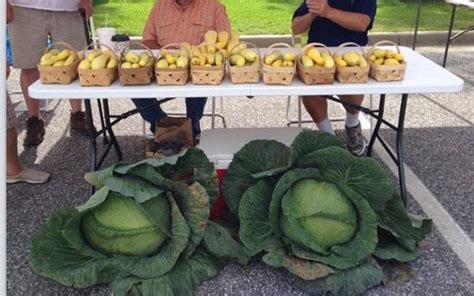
[199,127,303,168]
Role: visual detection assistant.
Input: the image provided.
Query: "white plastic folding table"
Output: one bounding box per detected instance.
[29,46,464,204]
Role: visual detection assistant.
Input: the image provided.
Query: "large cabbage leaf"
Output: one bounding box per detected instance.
[166,181,210,258]
[239,179,280,255]
[263,244,334,281]
[155,148,219,203]
[29,208,129,288]
[289,129,345,166]
[297,146,396,211]
[374,197,432,261]
[269,168,322,238]
[84,148,217,203]
[202,221,252,265]
[111,248,220,296]
[279,178,377,269]
[223,140,291,214]
[295,259,384,296]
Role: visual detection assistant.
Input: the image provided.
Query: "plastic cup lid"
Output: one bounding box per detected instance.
[111,34,130,42]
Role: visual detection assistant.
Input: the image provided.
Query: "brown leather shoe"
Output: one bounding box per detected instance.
[24,116,45,146]
[70,111,95,135]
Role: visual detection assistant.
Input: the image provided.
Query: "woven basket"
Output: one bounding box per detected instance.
[228,42,260,84]
[190,43,225,85]
[119,42,155,85]
[78,43,118,86]
[262,43,296,85]
[334,42,369,84]
[37,41,80,84]
[155,43,189,86]
[297,42,335,85]
[368,40,407,82]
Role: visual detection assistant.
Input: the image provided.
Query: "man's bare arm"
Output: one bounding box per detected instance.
[292,12,317,35]
[324,8,370,32]
[307,0,370,32]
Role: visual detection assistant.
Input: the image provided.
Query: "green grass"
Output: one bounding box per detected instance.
[93,0,473,36]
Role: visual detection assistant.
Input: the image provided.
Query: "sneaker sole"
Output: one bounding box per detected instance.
[6,177,50,184]
[349,139,368,157]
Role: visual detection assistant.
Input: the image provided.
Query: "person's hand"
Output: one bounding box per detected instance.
[7,2,14,23]
[79,0,93,18]
[306,0,331,18]
[7,65,11,79]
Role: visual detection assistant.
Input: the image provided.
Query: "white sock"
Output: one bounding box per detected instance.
[345,112,360,128]
[316,118,335,135]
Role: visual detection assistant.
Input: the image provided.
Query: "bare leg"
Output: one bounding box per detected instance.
[339,94,364,114]
[20,68,40,118]
[69,99,82,112]
[7,127,23,176]
[302,95,328,123]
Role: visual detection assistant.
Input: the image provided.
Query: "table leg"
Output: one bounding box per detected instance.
[443,4,457,67]
[211,96,216,129]
[102,99,123,162]
[412,0,423,50]
[96,99,109,145]
[298,96,302,128]
[396,94,409,206]
[84,99,97,196]
[366,94,386,157]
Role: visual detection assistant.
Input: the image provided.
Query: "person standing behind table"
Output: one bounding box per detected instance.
[292,0,376,156]
[132,0,231,140]
[6,3,50,184]
[8,0,94,147]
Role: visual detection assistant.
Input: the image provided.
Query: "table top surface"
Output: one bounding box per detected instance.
[446,0,474,8]
[29,46,464,100]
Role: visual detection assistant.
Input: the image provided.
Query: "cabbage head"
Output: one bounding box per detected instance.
[29,148,249,296]
[223,130,432,295]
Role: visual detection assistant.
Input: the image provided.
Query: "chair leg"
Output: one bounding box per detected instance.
[211,96,216,129]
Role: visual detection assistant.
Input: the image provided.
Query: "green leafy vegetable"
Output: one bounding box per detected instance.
[29,148,245,295]
[224,130,432,295]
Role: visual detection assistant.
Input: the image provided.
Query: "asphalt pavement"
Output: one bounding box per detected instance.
[6,45,473,295]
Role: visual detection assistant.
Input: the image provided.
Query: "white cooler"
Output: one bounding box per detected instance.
[199,127,303,218]
[199,127,304,169]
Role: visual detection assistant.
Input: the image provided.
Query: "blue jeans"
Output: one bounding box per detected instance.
[131,97,207,137]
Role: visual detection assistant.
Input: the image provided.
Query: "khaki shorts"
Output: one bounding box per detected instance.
[9,6,87,69]
[6,92,16,130]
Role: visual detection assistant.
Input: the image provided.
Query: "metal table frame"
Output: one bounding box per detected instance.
[80,92,408,201]
[412,0,474,67]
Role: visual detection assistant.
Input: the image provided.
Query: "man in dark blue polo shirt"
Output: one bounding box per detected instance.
[292,0,376,156]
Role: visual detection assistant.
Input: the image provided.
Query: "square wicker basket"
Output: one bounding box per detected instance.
[334,42,369,84]
[262,43,296,85]
[78,43,118,87]
[228,42,260,84]
[368,40,407,82]
[190,43,225,85]
[118,42,155,85]
[155,43,190,86]
[297,42,335,85]
[37,41,80,84]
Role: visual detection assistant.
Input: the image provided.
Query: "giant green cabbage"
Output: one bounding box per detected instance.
[29,148,248,295]
[223,130,432,295]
